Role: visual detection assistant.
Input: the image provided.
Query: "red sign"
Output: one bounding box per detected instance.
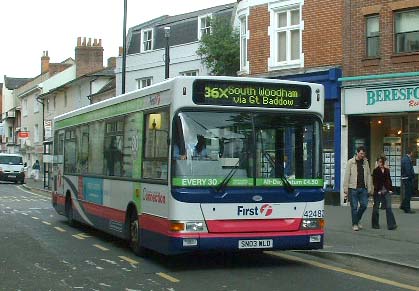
[18,131,30,138]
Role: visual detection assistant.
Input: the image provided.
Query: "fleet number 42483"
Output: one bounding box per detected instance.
[303,210,324,218]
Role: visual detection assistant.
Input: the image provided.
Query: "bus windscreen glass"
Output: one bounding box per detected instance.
[193,79,312,109]
[172,111,322,187]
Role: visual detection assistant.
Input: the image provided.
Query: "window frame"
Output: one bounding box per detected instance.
[137,77,153,89]
[269,1,304,70]
[141,28,153,52]
[394,9,419,54]
[180,70,199,76]
[198,13,213,40]
[365,14,380,58]
[239,13,249,72]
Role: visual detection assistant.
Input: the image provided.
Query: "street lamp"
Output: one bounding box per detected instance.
[164,26,171,79]
[122,0,128,94]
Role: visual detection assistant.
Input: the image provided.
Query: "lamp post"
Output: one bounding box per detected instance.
[164,26,171,79]
[122,0,127,94]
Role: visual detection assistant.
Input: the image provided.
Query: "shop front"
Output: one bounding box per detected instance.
[341,80,419,204]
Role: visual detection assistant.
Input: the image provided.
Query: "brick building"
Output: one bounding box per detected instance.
[340,0,419,199]
[235,0,343,192]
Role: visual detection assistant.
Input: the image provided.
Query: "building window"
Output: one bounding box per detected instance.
[198,14,212,39]
[34,124,39,143]
[137,77,152,89]
[366,15,380,57]
[180,70,198,76]
[53,96,56,110]
[64,91,67,107]
[271,5,302,68]
[395,9,419,53]
[240,15,248,71]
[46,98,50,112]
[34,96,39,113]
[142,29,153,52]
[23,99,28,116]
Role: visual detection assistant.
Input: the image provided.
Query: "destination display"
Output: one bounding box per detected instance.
[193,79,312,109]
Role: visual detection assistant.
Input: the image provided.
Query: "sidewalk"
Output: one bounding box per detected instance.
[22,178,419,269]
[318,204,419,270]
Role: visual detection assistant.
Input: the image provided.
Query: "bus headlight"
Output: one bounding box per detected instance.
[170,221,207,232]
[300,218,325,230]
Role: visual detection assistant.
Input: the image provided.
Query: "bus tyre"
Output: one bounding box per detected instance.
[129,211,147,257]
[65,198,75,227]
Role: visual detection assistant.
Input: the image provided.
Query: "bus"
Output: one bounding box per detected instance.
[51,76,325,256]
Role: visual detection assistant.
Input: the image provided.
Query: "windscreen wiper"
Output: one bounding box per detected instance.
[279,175,294,193]
[262,151,294,193]
[216,160,240,193]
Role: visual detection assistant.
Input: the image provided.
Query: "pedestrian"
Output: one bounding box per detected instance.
[32,160,40,181]
[343,146,373,231]
[400,146,416,214]
[371,157,397,230]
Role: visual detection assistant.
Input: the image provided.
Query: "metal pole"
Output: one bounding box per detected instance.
[122,0,127,94]
[164,27,171,79]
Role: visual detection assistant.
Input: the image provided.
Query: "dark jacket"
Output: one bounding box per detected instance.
[401,154,415,180]
[372,167,393,194]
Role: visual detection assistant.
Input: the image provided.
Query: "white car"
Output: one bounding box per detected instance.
[0,153,25,184]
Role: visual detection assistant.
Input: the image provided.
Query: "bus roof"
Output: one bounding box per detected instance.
[54,76,324,128]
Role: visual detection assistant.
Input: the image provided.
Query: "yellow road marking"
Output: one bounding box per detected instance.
[42,221,51,225]
[31,216,39,220]
[93,244,109,251]
[266,252,419,291]
[54,227,66,232]
[72,234,85,240]
[118,256,139,265]
[156,272,180,283]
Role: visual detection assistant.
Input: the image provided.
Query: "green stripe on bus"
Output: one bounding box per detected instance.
[172,178,323,187]
[55,98,145,129]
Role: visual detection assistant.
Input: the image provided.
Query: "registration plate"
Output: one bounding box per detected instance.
[238,239,273,249]
[8,175,16,178]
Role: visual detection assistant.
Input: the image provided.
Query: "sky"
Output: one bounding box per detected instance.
[0,0,235,84]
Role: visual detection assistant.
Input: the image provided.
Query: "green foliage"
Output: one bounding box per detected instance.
[197,17,240,76]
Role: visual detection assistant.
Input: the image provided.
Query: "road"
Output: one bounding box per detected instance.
[0,183,418,291]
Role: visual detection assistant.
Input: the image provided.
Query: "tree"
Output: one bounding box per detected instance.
[197,17,240,76]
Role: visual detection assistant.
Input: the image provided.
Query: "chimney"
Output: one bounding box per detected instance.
[41,51,50,74]
[75,36,104,77]
[107,57,116,68]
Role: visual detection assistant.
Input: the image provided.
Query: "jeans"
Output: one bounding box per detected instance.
[401,179,413,211]
[349,188,368,226]
[372,192,396,229]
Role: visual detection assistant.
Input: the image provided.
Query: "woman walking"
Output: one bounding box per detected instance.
[372,157,397,230]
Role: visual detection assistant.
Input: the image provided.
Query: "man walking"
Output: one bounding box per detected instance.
[343,146,373,231]
[400,146,416,214]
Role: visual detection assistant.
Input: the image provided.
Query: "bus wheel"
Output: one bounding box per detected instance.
[129,211,147,257]
[65,197,75,227]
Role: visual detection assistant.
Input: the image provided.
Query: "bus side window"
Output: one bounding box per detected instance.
[143,111,169,180]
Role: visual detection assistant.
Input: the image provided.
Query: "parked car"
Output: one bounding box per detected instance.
[0,153,25,184]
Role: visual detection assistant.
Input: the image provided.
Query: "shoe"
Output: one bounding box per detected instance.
[352,225,359,231]
[357,223,363,230]
[372,225,380,229]
[404,210,416,214]
[388,225,398,230]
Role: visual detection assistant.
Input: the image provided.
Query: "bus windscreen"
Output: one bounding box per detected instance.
[193,79,312,109]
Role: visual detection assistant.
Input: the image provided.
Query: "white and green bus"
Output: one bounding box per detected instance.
[52,76,325,255]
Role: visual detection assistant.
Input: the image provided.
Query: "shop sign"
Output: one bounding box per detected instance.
[344,85,419,114]
[18,131,30,139]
